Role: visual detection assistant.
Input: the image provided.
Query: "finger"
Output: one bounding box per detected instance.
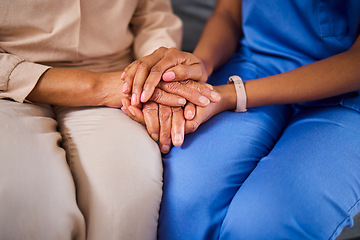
[122,61,139,94]
[158,104,172,154]
[181,80,221,103]
[185,119,201,134]
[131,49,168,106]
[184,102,196,120]
[158,81,210,107]
[141,48,191,103]
[123,102,145,124]
[143,102,160,141]
[171,107,185,147]
[121,96,131,107]
[149,88,186,107]
[131,61,152,106]
[184,105,205,134]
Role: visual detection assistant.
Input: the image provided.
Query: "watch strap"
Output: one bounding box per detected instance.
[228,75,247,112]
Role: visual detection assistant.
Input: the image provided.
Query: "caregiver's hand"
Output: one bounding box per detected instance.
[185,84,238,134]
[121,47,209,106]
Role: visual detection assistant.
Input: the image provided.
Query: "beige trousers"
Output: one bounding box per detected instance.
[0,99,163,240]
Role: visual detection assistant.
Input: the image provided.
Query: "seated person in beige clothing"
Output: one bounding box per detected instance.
[0,0,219,239]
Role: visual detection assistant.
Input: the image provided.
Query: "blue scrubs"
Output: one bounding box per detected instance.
[158,1,360,239]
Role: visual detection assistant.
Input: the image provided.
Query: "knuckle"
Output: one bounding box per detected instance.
[132,59,141,66]
[164,48,181,60]
[159,108,171,121]
[159,111,171,121]
[176,66,188,79]
[150,66,162,74]
[160,131,171,143]
[137,61,150,70]
[126,71,135,79]
[151,89,164,102]
[171,107,183,114]
[180,80,198,93]
[167,47,178,54]
[163,82,181,93]
[189,121,199,132]
[157,47,168,53]
[143,103,158,113]
[185,80,205,93]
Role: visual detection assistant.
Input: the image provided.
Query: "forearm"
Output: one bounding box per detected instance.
[193,0,242,76]
[26,68,119,107]
[245,43,360,108]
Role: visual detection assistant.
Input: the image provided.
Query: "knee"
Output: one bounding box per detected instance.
[219,192,330,240]
[0,193,85,240]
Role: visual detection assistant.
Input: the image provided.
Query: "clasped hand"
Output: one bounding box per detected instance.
[120,47,222,153]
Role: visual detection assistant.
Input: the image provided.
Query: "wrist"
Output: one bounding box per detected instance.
[91,72,111,106]
[213,84,237,112]
[94,71,128,108]
[201,58,214,78]
[193,51,214,78]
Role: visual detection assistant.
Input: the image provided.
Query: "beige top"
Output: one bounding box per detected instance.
[0,0,182,102]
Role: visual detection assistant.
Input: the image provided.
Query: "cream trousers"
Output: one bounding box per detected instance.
[0,99,163,240]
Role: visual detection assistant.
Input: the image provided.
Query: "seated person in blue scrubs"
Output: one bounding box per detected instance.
[121,0,360,239]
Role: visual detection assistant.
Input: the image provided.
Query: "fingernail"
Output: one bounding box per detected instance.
[151,133,159,141]
[174,134,183,145]
[162,72,176,81]
[178,98,186,105]
[121,72,126,80]
[128,107,135,116]
[121,99,127,109]
[141,91,147,102]
[122,82,128,93]
[211,91,221,101]
[185,110,193,119]
[199,96,210,105]
[121,107,126,114]
[161,145,170,153]
[131,94,137,105]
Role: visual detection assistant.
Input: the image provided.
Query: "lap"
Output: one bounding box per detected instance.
[54,105,163,240]
[160,105,360,240]
[0,100,163,239]
[0,99,85,239]
[159,104,292,239]
[220,106,360,239]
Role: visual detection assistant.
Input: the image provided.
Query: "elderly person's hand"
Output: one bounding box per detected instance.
[125,79,220,108]
[122,84,237,153]
[121,99,185,154]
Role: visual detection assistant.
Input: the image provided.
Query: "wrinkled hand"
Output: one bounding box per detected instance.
[121,47,209,106]
[121,70,239,155]
[121,85,234,153]
[121,99,185,154]
[123,79,220,109]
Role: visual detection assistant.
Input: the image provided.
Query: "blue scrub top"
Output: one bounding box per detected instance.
[238,0,360,112]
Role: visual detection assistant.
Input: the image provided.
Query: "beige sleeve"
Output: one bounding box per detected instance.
[130,0,183,59]
[0,52,50,103]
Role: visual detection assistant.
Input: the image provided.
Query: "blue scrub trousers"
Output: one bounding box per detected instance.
[158,57,360,240]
